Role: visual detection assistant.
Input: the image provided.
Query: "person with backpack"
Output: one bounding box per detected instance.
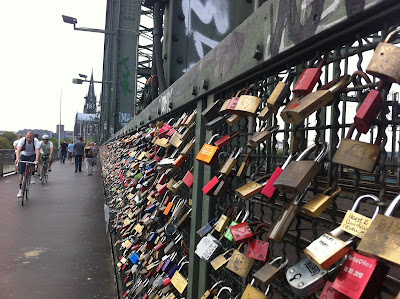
[84,142,95,175]
[15,131,40,198]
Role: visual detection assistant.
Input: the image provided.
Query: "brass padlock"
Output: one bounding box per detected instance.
[219,147,243,175]
[304,194,381,270]
[241,279,270,299]
[235,174,272,200]
[332,123,381,172]
[257,104,274,121]
[302,186,341,218]
[215,205,235,233]
[180,137,195,156]
[183,109,196,128]
[237,151,252,182]
[213,287,232,299]
[234,84,262,116]
[367,28,400,83]
[210,248,235,270]
[170,261,189,294]
[219,90,245,115]
[226,243,255,278]
[200,281,223,299]
[357,194,400,265]
[247,124,279,149]
[280,75,351,124]
[273,142,329,194]
[253,256,288,285]
[226,114,244,126]
[267,69,295,113]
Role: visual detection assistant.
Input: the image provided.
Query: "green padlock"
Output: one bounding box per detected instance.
[224,210,249,242]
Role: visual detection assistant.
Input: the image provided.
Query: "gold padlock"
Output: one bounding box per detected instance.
[234,84,262,116]
[253,256,288,285]
[226,244,255,278]
[170,261,189,294]
[215,206,235,233]
[219,147,243,175]
[226,114,244,126]
[267,70,295,113]
[213,286,232,299]
[241,279,270,299]
[357,194,400,265]
[257,104,274,121]
[180,137,195,156]
[200,281,223,299]
[367,28,400,83]
[237,151,252,182]
[210,248,235,270]
[235,174,272,200]
[302,186,341,218]
[247,125,279,149]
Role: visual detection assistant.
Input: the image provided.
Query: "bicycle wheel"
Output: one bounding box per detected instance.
[25,173,30,200]
[44,165,48,183]
[21,174,27,206]
[42,164,46,185]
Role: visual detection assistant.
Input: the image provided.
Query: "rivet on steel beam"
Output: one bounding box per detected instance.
[163,54,167,60]
[253,44,263,60]
[192,86,198,96]
[202,80,209,90]
[148,115,152,121]
[169,102,173,109]
[158,108,161,115]
[177,57,183,64]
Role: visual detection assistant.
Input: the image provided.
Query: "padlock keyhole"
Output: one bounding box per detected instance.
[289,273,301,281]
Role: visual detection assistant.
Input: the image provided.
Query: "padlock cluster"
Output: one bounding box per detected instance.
[99,28,400,299]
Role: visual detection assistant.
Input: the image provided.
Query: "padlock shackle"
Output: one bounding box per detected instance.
[384,28,400,43]
[385,194,400,216]
[244,84,256,95]
[350,70,372,87]
[266,124,280,134]
[322,186,342,198]
[241,210,250,223]
[296,142,329,163]
[234,147,243,159]
[309,52,327,69]
[235,89,247,97]
[269,256,289,270]
[210,280,224,291]
[216,286,232,297]
[283,68,296,84]
[351,194,381,219]
[178,261,189,271]
[282,153,297,170]
[208,134,220,145]
[223,248,236,257]
[234,210,243,222]
[254,222,271,236]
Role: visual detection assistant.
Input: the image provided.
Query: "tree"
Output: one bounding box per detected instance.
[0,137,12,149]
[1,132,17,144]
[49,137,58,148]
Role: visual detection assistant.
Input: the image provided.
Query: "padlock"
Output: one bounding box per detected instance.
[286,258,329,297]
[154,137,170,148]
[214,205,235,233]
[304,194,381,270]
[182,167,194,188]
[273,142,328,194]
[219,147,243,175]
[162,252,178,272]
[332,123,381,172]
[213,174,234,198]
[241,279,270,299]
[135,278,150,296]
[253,256,288,285]
[195,232,223,263]
[164,235,183,255]
[267,185,310,243]
[154,147,166,162]
[261,153,297,199]
[226,243,255,278]
[257,104,274,121]
[245,223,271,262]
[197,218,217,237]
[302,186,341,218]
[357,194,400,265]
[203,174,224,196]
[319,281,347,299]
[214,130,242,149]
[230,221,262,244]
[281,75,351,124]
[210,248,235,271]
[202,100,221,122]
[366,28,400,83]
[170,261,189,294]
[173,154,187,168]
[158,119,174,138]
[169,127,186,149]
[213,287,232,299]
[183,109,196,128]
[224,209,248,242]
[226,114,244,126]
[266,69,296,113]
[200,281,223,299]
[205,114,230,131]
[247,125,279,149]
[180,137,195,156]
[293,52,327,95]
[176,208,192,229]
[234,84,262,116]
[235,174,272,200]
[196,134,220,166]
[331,250,389,299]
[225,89,246,114]
[237,151,252,183]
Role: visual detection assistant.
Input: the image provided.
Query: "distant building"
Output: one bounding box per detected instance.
[56,124,64,137]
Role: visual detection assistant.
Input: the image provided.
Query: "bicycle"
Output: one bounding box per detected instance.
[18,160,36,206]
[41,155,49,184]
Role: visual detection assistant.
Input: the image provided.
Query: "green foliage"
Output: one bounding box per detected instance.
[49,137,58,148]
[0,137,12,149]
[2,131,17,144]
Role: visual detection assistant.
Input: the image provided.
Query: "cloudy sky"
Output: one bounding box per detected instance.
[0,0,106,133]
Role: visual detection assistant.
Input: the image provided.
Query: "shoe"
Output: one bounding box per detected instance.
[39,176,42,180]
[48,168,51,172]
[75,170,77,172]
[79,170,82,172]
[17,189,23,198]
[31,177,36,184]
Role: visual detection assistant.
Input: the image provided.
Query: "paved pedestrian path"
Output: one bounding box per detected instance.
[0,161,116,298]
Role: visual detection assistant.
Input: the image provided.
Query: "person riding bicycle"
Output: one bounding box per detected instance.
[15,131,40,198]
[39,135,54,180]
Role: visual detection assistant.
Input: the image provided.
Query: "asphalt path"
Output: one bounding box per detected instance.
[0,160,116,298]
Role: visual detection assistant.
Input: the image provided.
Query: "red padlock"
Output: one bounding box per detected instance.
[183,167,194,188]
[202,174,223,196]
[226,89,246,113]
[354,81,385,134]
[319,281,346,299]
[214,130,242,149]
[261,154,296,198]
[230,221,261,244]
[332,250,389,299]
[293,53,327,96]
[245,222,271,262]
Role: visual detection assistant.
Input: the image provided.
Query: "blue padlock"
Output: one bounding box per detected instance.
[129,251,141,265]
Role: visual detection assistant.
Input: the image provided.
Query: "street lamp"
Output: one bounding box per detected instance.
[62,15,115,34]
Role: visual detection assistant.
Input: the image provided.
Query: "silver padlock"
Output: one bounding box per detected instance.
[195,234,223,262]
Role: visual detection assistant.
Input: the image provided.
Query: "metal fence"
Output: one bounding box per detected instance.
[103,1,400,298]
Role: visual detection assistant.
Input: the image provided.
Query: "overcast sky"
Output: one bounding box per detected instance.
[0,0,106,133]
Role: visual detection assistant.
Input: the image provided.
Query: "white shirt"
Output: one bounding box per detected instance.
[13,139,20,153]
[18,137,41,156]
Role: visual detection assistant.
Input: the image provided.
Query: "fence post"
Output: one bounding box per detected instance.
[0,156,3,177]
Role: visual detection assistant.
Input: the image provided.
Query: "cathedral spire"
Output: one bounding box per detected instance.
[83,69,97,114]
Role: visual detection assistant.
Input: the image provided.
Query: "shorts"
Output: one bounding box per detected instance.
[68,152,72,159]
[19,154,36,174]
[40,154,51,165]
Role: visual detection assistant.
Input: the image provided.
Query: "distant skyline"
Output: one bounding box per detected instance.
[0,0,106,133]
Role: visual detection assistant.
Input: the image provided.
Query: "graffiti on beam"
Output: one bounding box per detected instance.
[181,0,230,70]
[119,57,133,96]
[159,87,173,115]
[265,0,368,59]
[119,112,133,126]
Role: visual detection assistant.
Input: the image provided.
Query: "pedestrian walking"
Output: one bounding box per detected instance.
[72,137,85,172]
[84,142,95,175]
[67,141,74,164]
[60,140,68,163]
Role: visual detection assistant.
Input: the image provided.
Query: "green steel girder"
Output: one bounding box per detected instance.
[109,0,400,142]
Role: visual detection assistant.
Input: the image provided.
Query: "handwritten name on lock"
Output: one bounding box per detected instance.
[306,234,344,259]
[340,211,373,239]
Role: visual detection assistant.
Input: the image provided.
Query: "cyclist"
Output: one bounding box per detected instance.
[39,135,53,180]
[15,131,40,198]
